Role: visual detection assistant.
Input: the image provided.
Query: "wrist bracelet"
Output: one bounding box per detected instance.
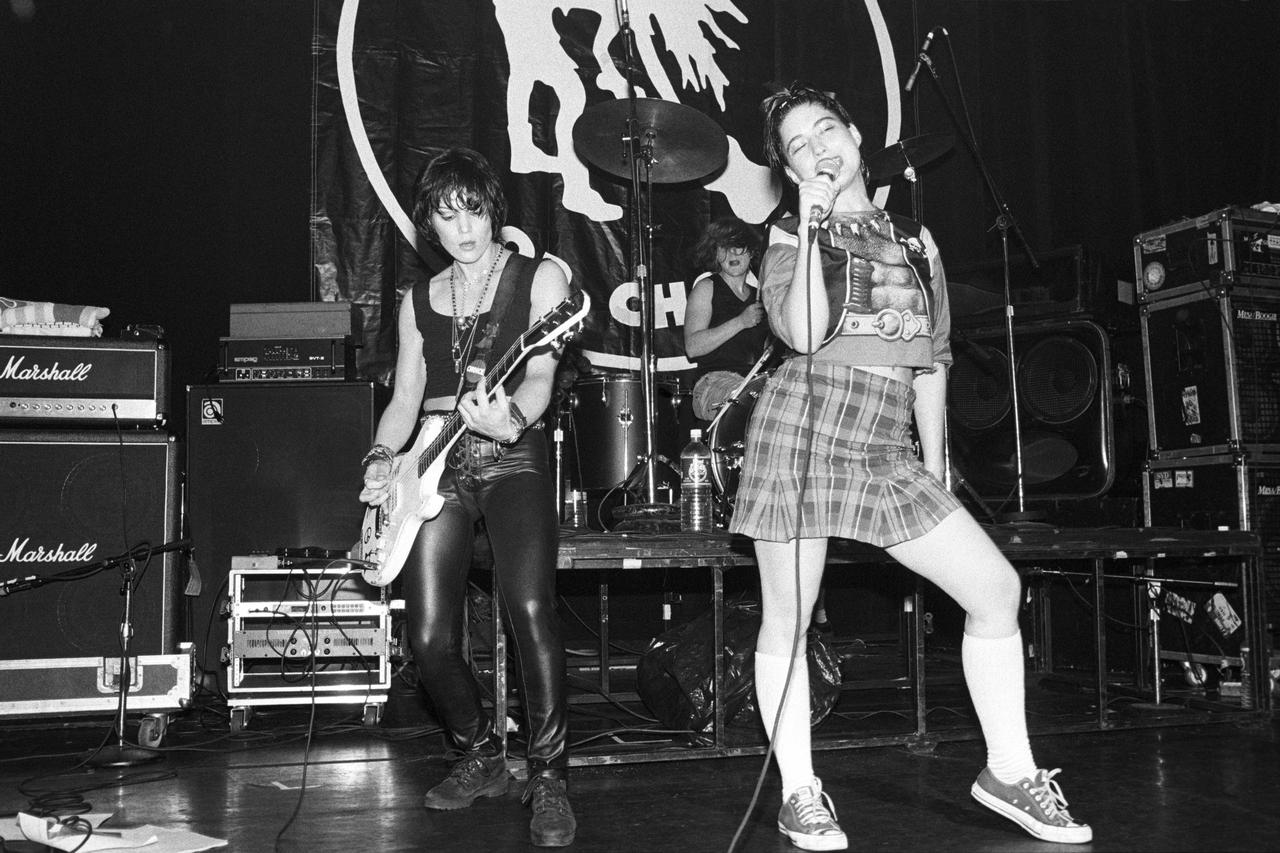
[499,401,528,446]
[361,444,395,468]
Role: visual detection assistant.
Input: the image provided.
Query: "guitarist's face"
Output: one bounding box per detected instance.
[430,192,496,264]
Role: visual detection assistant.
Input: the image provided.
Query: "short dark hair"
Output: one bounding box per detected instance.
[759,84,854,174]
[692,217,762,273]
[411,147,507,238]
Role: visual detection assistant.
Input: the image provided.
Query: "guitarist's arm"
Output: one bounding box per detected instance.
[360,290,427,506]
[458,258,570,438]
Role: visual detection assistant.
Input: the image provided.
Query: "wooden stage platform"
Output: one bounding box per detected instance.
[491,525,1271,776]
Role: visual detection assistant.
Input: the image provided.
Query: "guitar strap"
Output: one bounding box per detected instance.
[458,251,542,393]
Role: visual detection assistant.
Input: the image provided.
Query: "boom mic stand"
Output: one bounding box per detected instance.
[87,539,191,767]
[915,39,1042,522]
[90,550,163,768]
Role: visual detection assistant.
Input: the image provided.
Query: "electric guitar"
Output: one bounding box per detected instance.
[354,290,590,587]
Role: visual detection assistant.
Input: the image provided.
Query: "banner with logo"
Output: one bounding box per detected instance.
[310,0,908,385]
[309,1,1280,389]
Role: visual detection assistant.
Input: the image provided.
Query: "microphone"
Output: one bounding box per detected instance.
[806,161,839,233]
[904,26,942,94]
[617,0,630,28]
[0,574,42,597]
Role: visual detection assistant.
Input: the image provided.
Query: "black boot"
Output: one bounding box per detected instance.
[522,774,576,847]
[423,751,511,810]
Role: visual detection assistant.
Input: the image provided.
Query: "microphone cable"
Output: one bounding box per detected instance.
[727,222,823,853]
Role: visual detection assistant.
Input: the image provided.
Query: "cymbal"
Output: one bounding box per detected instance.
[865,133,955,184]
[572,98,729,184]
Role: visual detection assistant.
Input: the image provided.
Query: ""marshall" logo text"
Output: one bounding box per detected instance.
[0,356,93,382]
[1,538,98,563]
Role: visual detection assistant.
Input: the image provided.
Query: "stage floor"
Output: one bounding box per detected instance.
[0,525,1272,851]
[0,703,1277,852]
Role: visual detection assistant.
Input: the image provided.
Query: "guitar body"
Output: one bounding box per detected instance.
[357,417,453,587]
[353,290,591,588]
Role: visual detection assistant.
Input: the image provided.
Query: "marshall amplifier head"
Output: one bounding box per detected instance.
[0,335,170,427]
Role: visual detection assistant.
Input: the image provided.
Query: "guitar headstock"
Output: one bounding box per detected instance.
[529,290,591,350]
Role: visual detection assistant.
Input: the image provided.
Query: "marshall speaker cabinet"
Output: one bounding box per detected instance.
[185,381,374,675]
[0,431,180,659]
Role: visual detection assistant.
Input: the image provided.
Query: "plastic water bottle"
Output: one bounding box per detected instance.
[1240,644,1254,709]
[680,429,713,533]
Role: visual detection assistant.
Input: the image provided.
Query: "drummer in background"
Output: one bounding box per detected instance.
[683,216,771,422]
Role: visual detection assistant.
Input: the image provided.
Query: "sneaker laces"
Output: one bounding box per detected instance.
[793,786,840,830]
[1027,769,1076,822]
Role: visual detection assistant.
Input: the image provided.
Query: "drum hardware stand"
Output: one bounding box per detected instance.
[552,395,570,522]
[913,39,1042,523]
[609,2,672,530]
[571,1,728,532]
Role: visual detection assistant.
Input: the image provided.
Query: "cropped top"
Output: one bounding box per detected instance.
[758,211,952,370]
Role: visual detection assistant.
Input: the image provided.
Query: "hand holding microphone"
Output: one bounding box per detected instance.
[802,159,840,235]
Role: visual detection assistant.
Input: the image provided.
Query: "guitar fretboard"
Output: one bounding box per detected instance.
[415,328,531,478]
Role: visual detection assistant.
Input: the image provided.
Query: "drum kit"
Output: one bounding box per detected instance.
[562,18,957,526]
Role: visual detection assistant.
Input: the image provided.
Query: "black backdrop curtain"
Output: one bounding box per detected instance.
[0,1,1276,426]
[309,0,1280,382]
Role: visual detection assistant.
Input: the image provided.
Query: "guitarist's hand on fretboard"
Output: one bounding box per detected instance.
[360,458,394,506]
[458,373,521,443]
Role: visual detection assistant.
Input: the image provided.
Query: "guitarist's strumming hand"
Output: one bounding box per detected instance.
[360,456,394,506]
[458,372,522,444]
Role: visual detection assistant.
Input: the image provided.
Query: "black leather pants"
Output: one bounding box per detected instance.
[401,427,567,777]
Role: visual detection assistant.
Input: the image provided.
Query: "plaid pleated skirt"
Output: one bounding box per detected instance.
[729,359,961,546]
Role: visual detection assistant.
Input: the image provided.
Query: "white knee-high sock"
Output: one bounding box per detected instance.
[754,650,814,799]
[962,631,1037,783]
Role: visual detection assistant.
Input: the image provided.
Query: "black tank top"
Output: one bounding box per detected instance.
[694,273,770,383]
[412,253,538,400]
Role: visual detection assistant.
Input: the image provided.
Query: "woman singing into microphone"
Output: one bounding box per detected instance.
[730,85,1092,852]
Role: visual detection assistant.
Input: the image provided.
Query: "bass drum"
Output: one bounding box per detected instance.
[570,374,682,490]
[707,373,768,515]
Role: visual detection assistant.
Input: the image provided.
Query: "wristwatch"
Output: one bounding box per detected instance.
[498,401,528,446]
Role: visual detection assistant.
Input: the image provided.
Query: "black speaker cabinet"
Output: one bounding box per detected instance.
[0,431,179,659]
[185,381,373,674]
[949,317,1116,501]
[1145,454,1280,627]
[1141,285,1280,458]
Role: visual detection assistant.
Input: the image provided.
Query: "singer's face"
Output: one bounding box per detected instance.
[779,102,863,189]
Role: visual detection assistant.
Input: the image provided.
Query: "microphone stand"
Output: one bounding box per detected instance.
[90,551,163,767]
[87,539,191,767]
[916,49,1042,523]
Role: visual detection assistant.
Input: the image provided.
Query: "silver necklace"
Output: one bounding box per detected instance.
[449,244,504,374]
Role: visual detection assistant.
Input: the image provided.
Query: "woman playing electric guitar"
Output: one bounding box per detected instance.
[358,148,575,848]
